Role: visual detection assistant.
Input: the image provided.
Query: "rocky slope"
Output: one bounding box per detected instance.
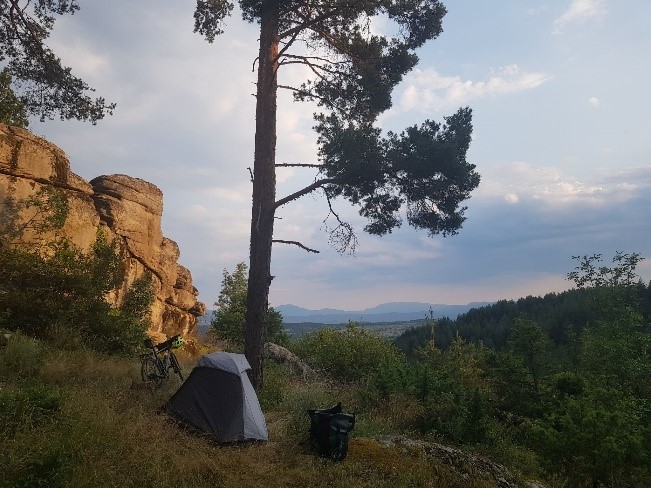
[0,123,205,339]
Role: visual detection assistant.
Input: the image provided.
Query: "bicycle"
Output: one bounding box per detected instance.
[140,335,184,389]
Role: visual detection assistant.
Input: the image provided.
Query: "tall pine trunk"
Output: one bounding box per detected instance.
[245,5,279,391]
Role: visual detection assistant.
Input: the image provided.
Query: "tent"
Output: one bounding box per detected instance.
[162,352,268,442]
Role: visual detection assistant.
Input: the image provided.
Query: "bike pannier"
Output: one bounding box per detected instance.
[307,402,355,461]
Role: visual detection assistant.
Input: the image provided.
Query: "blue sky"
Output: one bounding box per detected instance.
[31,0,651,310]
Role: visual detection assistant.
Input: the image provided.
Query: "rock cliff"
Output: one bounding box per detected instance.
[0,123,205,339]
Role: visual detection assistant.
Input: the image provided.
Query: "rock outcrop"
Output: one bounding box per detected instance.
[0,123,205,339]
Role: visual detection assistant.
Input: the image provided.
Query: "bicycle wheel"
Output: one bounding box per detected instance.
[169,352,184,382]
[141,356,163,389]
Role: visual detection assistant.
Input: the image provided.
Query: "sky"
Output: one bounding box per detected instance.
[27,0,651,311]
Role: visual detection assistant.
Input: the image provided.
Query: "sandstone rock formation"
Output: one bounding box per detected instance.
[0,123,205,339]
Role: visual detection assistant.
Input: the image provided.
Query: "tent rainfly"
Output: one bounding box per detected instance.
[162,352,268,442]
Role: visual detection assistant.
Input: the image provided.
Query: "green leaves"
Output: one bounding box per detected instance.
[193,0,234,42]
[120,272,155,328]
[212,262,249,345]
[192,1,445,121]
[568,252,644,289]
[0,68,29,127]
[507,317,549,391]
[0,230,147,355]
[277,1,446,121]
[315,107,480,237]
[385,0,446,49]
[293,323,405,384]
[567,251,646,325]
[297,34,419,120]
[391,108,479,236]
[531,387,647,487]
[212,262,287,346]
[0,0,115,123]
[0,185,69,249]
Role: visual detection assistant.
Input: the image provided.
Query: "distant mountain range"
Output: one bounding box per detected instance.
[196,301,492,338]
[275,301,491,324]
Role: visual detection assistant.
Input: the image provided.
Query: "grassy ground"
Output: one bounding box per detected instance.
[0,334,537,488]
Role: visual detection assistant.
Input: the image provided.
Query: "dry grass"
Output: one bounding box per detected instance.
[0,339,529,488]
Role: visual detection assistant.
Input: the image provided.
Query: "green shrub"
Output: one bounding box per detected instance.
[120,272,155,328]
[83,310,147,357]
[258,360,287,409]
[409,343,496,443]
[0,332,44,378]
[212,262,288,346]
[530,387,648,486]
[0,232,149,356]
[292,323,405,384]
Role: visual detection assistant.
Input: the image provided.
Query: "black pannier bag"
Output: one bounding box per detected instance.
[307,402,355,461]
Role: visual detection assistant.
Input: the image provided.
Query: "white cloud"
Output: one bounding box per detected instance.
[26,0,651,311]
[504,193,520,204]
[589,96,600,106]
[554,0,607,33]
[477,162,647,207]
[398,65,550,112]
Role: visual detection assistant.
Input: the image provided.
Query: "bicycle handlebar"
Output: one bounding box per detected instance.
[144,335,181,353]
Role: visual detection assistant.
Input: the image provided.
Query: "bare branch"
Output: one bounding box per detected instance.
[279,6,342,40]
[280,53,349,66]
[323,193,358,255]
[278,83,338,109]
[274,177,338,210]
[307,24,357,60]
[276,163,323,168]
[274,28,301,64]
[279,56,352,79]
[277,84,303,93]
[272,239,320,254]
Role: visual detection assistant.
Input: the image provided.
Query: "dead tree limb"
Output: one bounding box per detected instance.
[272,239,320,253]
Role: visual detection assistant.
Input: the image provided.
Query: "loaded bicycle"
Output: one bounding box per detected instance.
[140,334,184,389]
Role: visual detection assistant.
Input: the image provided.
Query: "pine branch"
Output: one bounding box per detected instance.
[274,178,338,210]
[324,192,358,254]
[272,239,320,254]
[279,6,341,40]
[276,163,323,168]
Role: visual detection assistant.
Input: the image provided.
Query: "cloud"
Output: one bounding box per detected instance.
[553,0,607,33]
[477,162,650,207]
[26,0,651,312]
[397,65,550,112]
[589,96,600,106]
[504,193,520,204]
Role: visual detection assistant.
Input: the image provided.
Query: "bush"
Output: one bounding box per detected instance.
[212,262,288,347]
[0,233,149,356]
[530,387,648,486]
[0,332,44,378]
[86,311,148,357]
[292,323,406,385]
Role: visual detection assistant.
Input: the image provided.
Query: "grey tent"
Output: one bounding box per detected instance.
[163,352,268,442]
